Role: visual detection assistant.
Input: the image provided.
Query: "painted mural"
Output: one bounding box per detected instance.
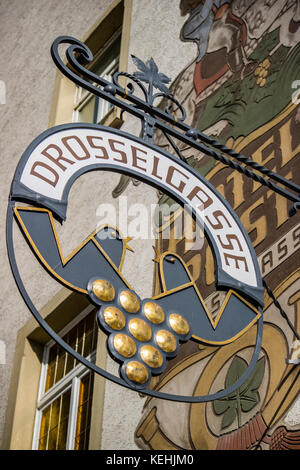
[135,0,300,450]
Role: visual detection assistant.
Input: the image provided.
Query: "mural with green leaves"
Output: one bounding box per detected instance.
[197,27,300,141]
[213,356,266,429]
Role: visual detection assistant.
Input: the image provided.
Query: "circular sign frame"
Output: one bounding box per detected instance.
[6,123,264,402]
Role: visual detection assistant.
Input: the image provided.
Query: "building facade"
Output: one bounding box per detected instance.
[1,0,300,450]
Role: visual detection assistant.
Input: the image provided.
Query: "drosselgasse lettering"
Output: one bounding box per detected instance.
[18,127,259,288]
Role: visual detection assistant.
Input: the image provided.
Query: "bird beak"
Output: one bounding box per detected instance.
[124,236,134,252]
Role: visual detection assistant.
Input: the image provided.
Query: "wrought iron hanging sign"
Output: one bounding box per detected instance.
[6,36,300,401]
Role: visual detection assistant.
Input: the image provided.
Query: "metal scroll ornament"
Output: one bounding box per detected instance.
[5,35,280,402]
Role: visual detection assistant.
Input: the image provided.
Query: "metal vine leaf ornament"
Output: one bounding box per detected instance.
[113,54,187,140]
[131,55,171,96]
[6,36,300,401]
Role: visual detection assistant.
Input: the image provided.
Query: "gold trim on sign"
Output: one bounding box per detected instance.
[156,206,183,234]
[14,206,133,294]
[152,251,261,345]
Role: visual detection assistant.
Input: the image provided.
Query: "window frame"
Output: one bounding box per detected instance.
[32,304,96,450]
[2,288,108,450]
[48,0,133,130]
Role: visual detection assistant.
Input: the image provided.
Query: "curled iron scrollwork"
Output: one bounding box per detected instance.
[50,35,300,209]
[51,36,187,128]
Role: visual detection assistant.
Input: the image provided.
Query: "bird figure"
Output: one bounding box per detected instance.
[14,205,260,390]
[14,206,133,294]
[151,249,261,345]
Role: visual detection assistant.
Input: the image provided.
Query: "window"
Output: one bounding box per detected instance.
[73,34,121,125]
[32,306,97,450]
[48,0,132,130]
